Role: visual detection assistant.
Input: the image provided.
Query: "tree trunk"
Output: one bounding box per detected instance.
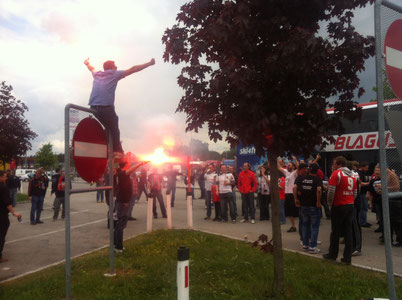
[268,149,285,294]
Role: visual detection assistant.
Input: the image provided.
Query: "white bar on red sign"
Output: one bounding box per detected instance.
[74,141,107,158]
[386,46,402,69]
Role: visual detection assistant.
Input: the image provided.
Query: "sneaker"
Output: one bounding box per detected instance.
[30,221,36,225]
[251,219,255,224]
[0,258,8,263]
[309,247,321,254]
[212,218,221,222]
[287,227,296,232]
[36,220,44,224]
[352,250,362,256]
[323,254,336,261]
[128,217,137,221]
[204,217,211,220]
[302,245,309,251]
[114,248,123,254]
[239,219,247,223]
[393,242,402,247]
[340,258,351,265]
[317,240,322,245]
[361,223,372,228]
[232,219,236,223]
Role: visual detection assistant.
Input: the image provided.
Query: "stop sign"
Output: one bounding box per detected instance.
[72,117,108,183]
[384,19,402,100]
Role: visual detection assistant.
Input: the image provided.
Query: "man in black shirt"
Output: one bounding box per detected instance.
[357,162,371,227]
[0,170,22,262]
[114,161,147,253]
[294,164,323,254]
[164,165,181,207]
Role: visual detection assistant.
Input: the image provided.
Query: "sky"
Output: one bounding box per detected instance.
[0,0,384,157]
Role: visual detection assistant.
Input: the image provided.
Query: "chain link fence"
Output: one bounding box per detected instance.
[381,2,402,180]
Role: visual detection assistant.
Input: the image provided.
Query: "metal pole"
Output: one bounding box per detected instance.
[147,197,153,233]
[374,1,396,299]
[108,129,115,276]
[64,105,72,300]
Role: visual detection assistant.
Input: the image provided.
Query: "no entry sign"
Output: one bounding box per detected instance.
[384,19,402,100]
[72,117,108,183]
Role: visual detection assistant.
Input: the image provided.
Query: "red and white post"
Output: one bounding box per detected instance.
[147,196,153,233]
[177,246,190,300]
[187,156,193,229]
[166,192,172,229]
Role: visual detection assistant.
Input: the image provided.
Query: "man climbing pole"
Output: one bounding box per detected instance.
[84,57,155,158]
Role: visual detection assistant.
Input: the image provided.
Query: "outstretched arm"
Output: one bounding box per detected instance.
[310,153,321,165]
[84,58,96,73]
[125,161,149,175]
[124,59,155,77]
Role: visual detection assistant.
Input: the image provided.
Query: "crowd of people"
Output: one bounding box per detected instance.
[1,153,401,261]
[196,155,402,264]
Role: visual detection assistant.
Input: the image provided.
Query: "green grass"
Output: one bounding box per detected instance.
[17,193,29,202]
[0,230,401,300]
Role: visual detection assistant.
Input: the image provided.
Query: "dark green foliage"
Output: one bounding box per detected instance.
[0,81,37,164]
[162,0,375,156]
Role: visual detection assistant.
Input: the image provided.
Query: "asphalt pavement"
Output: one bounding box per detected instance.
[0,180,401,283]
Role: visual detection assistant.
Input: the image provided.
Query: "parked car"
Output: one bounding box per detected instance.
[20,173,34,182]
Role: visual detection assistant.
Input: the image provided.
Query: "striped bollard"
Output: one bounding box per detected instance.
[177,246,189,300]
[187,191,193,229]
[166,193,172,229]
[147,196,153,233]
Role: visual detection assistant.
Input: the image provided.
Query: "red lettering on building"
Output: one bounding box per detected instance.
[345,136,354,149]
[365,134,377,149]
[335,137,345,150]
[354,135,364,149]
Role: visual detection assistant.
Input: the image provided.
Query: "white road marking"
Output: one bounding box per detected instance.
[386,46,402,69]
[6,218,107,245]
[18,210,89,224]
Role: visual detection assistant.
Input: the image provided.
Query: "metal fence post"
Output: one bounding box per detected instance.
[64,105,72,300]
[374,1,396,299]
[108,129,115,276]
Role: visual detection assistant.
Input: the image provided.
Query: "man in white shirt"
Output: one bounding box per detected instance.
[217,165,236,223]
[204,164,217,220]
[278,157,299,232]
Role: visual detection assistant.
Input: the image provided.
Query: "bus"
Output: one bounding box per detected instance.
[319,98,401,177]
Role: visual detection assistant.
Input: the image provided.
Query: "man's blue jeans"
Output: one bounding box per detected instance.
[9,188,17,207]
[166,184,176,206]
[30,195,42,223]
[241,192,255,220]
[114,202,130,250]
[280,199,286,224]
[300,206,321,248]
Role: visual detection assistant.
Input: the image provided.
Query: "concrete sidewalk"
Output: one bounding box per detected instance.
[0,181,401,283]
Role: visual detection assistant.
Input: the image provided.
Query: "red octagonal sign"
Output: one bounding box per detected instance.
[73,117,108,183]
[385,19,402,100]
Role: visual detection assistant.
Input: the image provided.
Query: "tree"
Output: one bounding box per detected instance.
[220,147,236,159]
[189,138,209,160]
[371,70,396,102]
[0,81,37,165]
[35,143,58,170]
[163,0,374,294]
